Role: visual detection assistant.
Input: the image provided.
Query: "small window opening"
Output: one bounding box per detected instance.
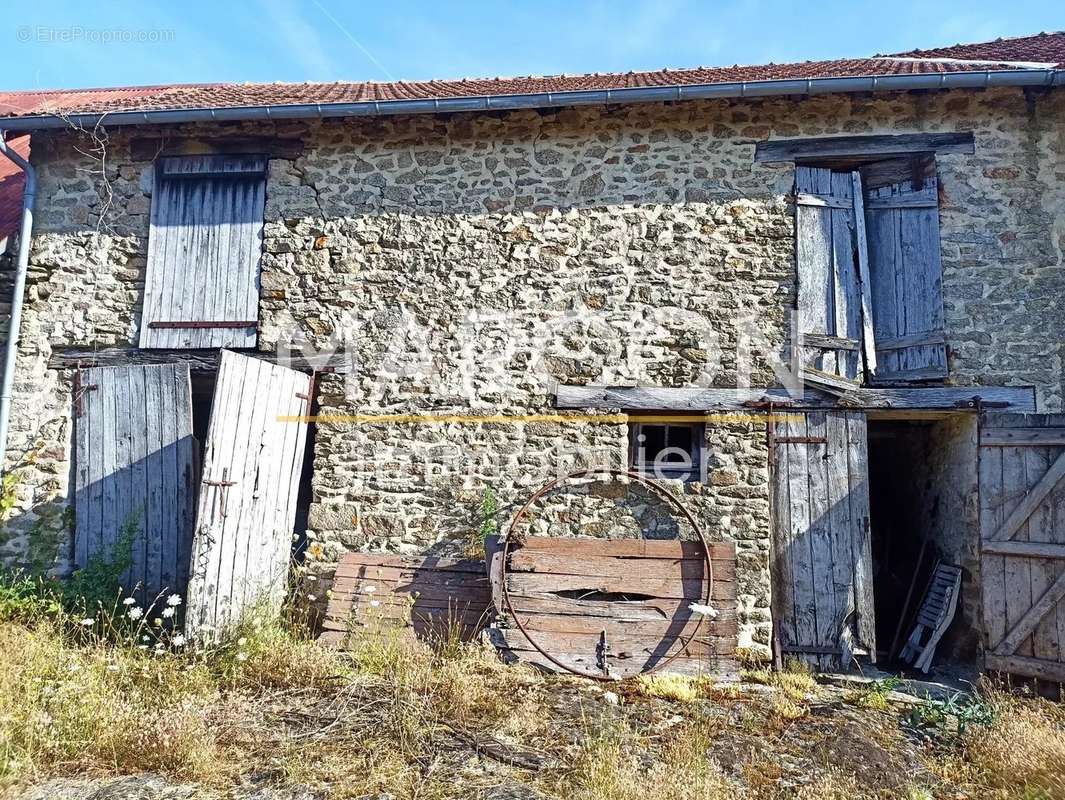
[629,420,703,480]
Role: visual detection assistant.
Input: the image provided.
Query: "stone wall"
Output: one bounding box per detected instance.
[1,86,1063,657]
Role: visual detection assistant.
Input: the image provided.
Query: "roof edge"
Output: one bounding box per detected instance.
[1,67,1062,132]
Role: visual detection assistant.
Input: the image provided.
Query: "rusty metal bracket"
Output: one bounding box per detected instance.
[953,395,1010,411]
[202,472,238,518]
[148,320,258,329]
[72,367,97,418]
[774,436,828,445]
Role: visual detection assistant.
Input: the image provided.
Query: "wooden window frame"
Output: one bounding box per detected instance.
[628,420,705,481]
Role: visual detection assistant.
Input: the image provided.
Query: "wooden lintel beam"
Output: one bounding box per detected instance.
[48,346,352,374]
[754,132,975,163]
[553,384,1037,413]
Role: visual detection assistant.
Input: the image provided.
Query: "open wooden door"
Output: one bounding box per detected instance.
[770,410,875,670]
[979,413,1065,682]
[186,351,311,639]
[74,363,196,606]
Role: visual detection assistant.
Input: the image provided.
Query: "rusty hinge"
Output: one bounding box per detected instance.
[953,395,1010,411]
[202,470,238,518]
[774,437,828,445]
[148,320,259,329]
[72,367,97,418]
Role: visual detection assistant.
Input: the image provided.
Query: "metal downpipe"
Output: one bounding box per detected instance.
[0,131,36,474]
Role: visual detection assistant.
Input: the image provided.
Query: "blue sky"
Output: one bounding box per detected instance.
[1,0,1061,91]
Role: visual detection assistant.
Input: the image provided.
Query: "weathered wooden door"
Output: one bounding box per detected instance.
[795,166,866,381]
[863,175,948,382]
[74,363,196,605]
[979,413,1065,682]
[185,351,311,638]
[770,410,875,669]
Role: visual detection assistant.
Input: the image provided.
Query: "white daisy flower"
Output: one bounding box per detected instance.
[161,607,175,618]
[127,607,144,620]
[166,594,182,607]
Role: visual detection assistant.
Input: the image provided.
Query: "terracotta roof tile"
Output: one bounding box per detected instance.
[0,32,1061,122]
[889,30,1065,67]
[0,135,28,241]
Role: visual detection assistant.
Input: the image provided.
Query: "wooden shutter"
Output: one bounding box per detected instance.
[186,351,311,638]
[140,155,266,350]
[863,175,948,381]
[73,364,196,605]
[795,167,871,382]
[770,410,875,669]
[979,413,1065,682]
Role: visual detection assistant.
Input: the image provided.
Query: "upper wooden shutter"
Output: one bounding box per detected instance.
[140,155,266,350]
[863,175,948,382]
[770,410,875,670]
[74,363,197,605]
[979,413,1065,682]
[795,167,866,382]
[185,351,311,638]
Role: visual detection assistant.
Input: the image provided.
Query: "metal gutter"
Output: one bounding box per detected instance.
[0,132,35,474]
[0,68,1061,131]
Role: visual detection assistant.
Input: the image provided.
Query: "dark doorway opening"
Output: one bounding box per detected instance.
[867,415,979,667]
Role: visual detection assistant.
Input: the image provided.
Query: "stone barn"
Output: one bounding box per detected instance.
[0,31,1063,679]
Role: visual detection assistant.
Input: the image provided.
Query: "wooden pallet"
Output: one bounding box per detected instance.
[320,553,491,647]
[489,536,739,678]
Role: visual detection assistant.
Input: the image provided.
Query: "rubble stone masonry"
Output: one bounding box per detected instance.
[1,86,1063,653]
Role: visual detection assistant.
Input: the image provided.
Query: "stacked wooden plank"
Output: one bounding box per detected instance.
[489,537,738,678]
[320,553,491,646]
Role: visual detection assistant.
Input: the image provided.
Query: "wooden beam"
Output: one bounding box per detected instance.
[985,653,1065,683]
[850,171,877,380]
[876,331,948,352]
[754,132,975,163]
[992,569,1065,656]
[988,450,1065,542]
[980,427,1065,447]
[130,135,304,161]
[554,385,1036,413]
[49,346,352,374]
[982,541,1065,559]
[802,334,859,351]
[800,366,860,397]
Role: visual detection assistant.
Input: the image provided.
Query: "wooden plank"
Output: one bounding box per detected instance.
[804,412,835,669]
[826,411,855,665]
[553,385,1037,412]
[493,627,736,657]
[980,442,1008,650]
[801,334,859,351]
[847,412,876,658]
[985,653,1065,683]
[864,196,939,209]
[981,428,1065,447]
[1025,443,1061,665]
[796,166,838,376]
[850,171,877,379]
[993,569,1065,656]
[755,132,975,162]
[505,573,732,602]
[989,450,1065,542]
[784,413,818,668]
[512,537,735,560]
[1002,445,1035,657]
[876,331,948,352]
[507,610,738,637]
[498,592,702,620]
[795,192,852,209]
[508,551,734,581]
[801,366,860,396]
[980,541,1065,559]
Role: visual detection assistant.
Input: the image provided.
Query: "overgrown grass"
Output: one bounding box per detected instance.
[2,571,1064,799]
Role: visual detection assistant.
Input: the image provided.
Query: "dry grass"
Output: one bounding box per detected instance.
[950,687,1065,798]
[2,609,1065,800]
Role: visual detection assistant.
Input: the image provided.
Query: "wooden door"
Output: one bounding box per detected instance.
[771,410,875,669]
[73,364,196,605]
[795,166,866,381]
[185,351,311,639]
[863,175,948,382]
[979,413,1065,682]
